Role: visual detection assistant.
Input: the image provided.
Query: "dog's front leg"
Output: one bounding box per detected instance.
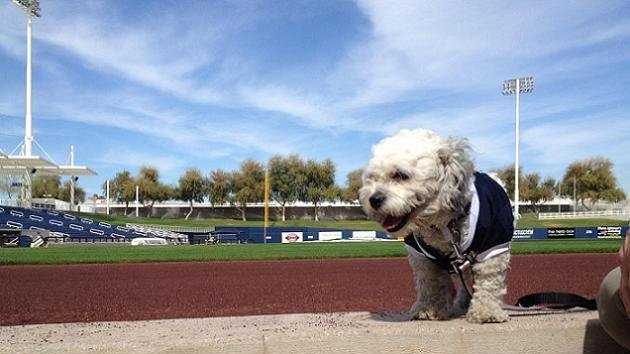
[466,252,510,323]
[407,252,454,320]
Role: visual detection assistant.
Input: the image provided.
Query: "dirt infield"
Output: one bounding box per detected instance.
[0,253,618,326]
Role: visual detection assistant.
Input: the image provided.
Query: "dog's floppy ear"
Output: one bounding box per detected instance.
[435,137,474,213]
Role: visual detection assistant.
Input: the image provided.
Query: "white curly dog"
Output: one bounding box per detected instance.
[360,129,514,323]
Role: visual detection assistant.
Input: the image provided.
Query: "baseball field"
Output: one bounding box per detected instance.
[1,212,626,265]
[1,215,628,353]
[1,253,626,353]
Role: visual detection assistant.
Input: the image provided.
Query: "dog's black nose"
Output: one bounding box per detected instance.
[369,192,386,210]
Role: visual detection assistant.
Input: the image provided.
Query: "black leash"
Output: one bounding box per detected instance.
[513,292,597,311]
[411,234,597,314]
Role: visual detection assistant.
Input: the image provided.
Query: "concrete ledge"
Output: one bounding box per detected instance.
[1,311,627,353]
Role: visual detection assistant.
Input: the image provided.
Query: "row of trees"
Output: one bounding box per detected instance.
[104,155,623,218]
[106,167,174,215]
[32,175,86,204]
[106,156,364,221]
[494,157,626,212]
[29,155,624,218]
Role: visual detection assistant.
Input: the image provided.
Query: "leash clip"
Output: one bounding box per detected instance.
[448,240,473,274]
[449,258,471,274]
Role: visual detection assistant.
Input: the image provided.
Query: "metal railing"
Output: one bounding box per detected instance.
[0,199,19,207]
[538,209,630,220]
[125,223,214,233]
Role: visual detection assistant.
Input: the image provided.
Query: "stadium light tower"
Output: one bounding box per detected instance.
[502,76,534,221]
[13,0,41,157]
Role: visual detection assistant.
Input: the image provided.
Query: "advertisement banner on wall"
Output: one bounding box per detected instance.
[281,232,303,243]
[547,227,576,239]
[513,229,534,239]
[352,231,377,240]
[597,226,623,239]
[318,231,342,241]
[579,228,596,239]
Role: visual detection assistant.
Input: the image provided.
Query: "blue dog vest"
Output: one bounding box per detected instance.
[404,172,514,266]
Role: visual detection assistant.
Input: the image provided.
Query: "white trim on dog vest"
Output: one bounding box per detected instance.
[404,172,514,266]
[460,178,510,262]
[460,178,479,253]
[475,242,511,262]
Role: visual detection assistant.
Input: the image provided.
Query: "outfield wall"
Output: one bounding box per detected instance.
[213,226,389,243]
[513,226,628,240]
[212,226,628,244]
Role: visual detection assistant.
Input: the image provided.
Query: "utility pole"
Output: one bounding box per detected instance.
[12,0,40,156]
[558,182,561,213]
[573,176,577,213]
[69,145,75,211]
[24,14,33,156]
[263,168,270,244]
[13,0,41,208]
[106,180,110,215]
[135,185,139,218]
[502,76,534,222]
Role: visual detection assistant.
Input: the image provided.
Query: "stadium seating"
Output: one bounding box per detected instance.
[127,224,188,243]
[211,229,244,244]
[0,205,140,240]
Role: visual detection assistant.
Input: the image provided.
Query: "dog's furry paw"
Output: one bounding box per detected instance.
[465,304,509,323]
[410,307,451,321]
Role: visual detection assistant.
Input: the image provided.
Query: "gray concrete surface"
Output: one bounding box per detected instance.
[1,311,627,353]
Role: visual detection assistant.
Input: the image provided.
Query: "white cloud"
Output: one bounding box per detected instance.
[2,1,630,193]
[97,148,183,173]
[522,110,630,166]
[42,93,294,158]
[239,85,335,128]
[335,0,630,108]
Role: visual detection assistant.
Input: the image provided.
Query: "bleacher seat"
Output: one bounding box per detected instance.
[126,224,188,244]
[211,229,244,244]
[0,205,137,240]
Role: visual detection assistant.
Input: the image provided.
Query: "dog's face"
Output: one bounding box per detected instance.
[359,129,473,238]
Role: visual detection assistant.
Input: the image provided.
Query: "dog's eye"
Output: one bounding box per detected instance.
[391,170,410,181]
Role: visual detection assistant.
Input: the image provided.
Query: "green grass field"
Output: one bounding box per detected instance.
[0,239,623,266]
[1,212,625,266]
[82,211,628,230]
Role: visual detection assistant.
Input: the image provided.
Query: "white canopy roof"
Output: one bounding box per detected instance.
[37,165,97,176]
[0,155,56,168]
[0,155,96,176]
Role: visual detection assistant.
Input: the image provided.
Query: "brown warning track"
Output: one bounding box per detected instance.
[0,253,618,326]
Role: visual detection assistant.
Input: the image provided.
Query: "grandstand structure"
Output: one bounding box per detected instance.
[0,0,129,245]
[0,205,188,245]
[0,145,96,209]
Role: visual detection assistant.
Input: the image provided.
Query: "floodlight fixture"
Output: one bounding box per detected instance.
[501,75,535,222]
[12,0,41,18]
[502,76,534,95]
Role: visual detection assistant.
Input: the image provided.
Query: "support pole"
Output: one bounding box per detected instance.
[514,78,520,222]
[573,176,577,214]
[558,181,561,213]
[106,180,110,215]
[69,145,75,211]
[24,16,33,157]
[22,169,33,208]
[70,177,75,211]
[135,185,139,218]
[263,169,270,244]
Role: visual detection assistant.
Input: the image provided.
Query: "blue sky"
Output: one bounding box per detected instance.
[1,1,629,196]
